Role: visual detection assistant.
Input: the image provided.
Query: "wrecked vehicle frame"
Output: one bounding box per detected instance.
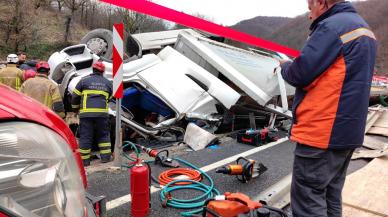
[48,29,294,144]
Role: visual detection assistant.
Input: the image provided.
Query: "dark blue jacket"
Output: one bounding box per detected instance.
[19,60,37,71]
[71,72,113,118]
[281,2,377,150]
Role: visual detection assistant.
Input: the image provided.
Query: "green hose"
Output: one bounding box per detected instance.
[159,157,220,216]
[121,141,154,168]
[380,95,388,107]
[121,141,219,215]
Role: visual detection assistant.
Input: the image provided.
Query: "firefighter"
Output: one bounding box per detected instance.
[20,61,65,118]
[71,61,113,166]
[23,69,36,81]
[0,54,24,90]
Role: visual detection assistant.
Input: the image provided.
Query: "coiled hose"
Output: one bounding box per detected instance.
[121,141,219,216]
[159,168,202,186]
[160,158,220,217]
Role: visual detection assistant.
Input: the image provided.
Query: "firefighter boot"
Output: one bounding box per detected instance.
[83,159,91,167]
[101,155,112,163]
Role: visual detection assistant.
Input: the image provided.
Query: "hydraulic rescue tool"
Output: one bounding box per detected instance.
[237,128,278,146]
[236,113,278,147]
[135,144,180,168]
[216,157,267,183]
[201,192,288,217]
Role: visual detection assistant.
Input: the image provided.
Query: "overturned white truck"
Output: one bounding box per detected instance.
[48,29,294,142]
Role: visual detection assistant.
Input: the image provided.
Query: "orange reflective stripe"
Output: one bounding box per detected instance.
[291,56,347,149]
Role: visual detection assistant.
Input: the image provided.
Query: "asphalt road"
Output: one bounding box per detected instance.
[87,138,296,217]
[86,137,369,217]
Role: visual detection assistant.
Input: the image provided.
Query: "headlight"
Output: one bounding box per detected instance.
[0,122,86,217]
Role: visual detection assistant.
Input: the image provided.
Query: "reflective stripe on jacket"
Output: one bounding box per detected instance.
[0,64,24,90]
[71,72,113,118]
[281,2,377,150]
[20,74,65,118]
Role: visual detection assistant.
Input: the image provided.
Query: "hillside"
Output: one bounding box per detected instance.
[0,1,89,60]
[231,0,388,74]
[231,16,292,40]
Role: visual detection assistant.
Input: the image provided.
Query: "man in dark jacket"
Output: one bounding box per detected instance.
[20,59,38,71]
[17,52,27,68]
[280,0,377,216]
[71,61,113,166]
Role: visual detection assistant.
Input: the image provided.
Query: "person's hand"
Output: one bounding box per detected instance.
[278,59,290,65]
[274,59,290,74]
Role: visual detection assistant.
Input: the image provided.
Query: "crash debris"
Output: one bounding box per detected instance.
[342,157,388,217]
[47,29,294,153]
[183,123,218,151]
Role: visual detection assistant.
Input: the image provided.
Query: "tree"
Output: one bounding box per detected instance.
[173,13,215,30]
[33,0,50,10]
[1,0,43,52]
[51,0,64,12]
[63,0,87,43]
[114,7,168,33]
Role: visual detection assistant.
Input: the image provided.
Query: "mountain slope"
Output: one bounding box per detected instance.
[231,0,388,74]
[231,16,292,40]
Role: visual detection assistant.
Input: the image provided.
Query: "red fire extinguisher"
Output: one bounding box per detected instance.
[130,162,150,217]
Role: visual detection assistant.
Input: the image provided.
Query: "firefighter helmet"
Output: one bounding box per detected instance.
[23,69,36,81]
[7,54,18,64]
[36,61,50,73]
[92,61,105,73]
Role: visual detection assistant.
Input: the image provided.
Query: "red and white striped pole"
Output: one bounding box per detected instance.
[113,23,124,167]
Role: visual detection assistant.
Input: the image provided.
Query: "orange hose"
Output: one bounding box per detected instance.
[158,168,202,186]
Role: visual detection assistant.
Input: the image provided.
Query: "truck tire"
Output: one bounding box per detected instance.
[80,29,113,59]
[99,34,142,63]
[81,29,142,63]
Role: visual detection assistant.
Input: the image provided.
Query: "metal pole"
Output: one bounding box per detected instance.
[113,99,122,167]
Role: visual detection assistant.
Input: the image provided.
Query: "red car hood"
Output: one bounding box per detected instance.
[0,85,87,187]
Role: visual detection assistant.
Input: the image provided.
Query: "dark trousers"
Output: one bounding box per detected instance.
[79,117,111,162]
[291,144,354,217]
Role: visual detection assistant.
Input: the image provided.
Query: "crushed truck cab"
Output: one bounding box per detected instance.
[48,29,294,142]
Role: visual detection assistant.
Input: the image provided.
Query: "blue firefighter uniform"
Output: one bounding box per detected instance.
[71,62,113,166]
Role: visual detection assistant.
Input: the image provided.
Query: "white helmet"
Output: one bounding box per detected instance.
[7,54,18,64]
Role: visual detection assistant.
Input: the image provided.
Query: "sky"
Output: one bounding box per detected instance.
[151,0,364,26]
[151,0,310,26]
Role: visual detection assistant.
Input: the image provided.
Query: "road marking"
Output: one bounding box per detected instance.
[106,137,288,210]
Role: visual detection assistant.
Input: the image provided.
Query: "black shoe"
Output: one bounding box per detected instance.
[83,160,90,167]
[101,156,112,163]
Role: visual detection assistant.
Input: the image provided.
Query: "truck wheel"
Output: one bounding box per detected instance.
[81,29,142,62]
[80,29,113,59]
[99,34,142,63]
